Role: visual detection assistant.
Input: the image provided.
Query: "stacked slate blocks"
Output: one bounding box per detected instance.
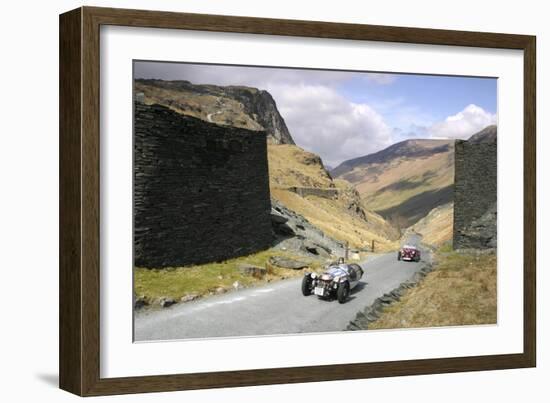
[134,102,273,268]
[453,140,497,249]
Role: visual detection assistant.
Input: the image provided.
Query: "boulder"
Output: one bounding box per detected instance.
[379,294,395,304]
[301,240,331,257]
[180,294,199,303]
[268,256,309,270]
[159,297,176,308]
[272,222,295,236]
[134,295,148,310]
[270,212,289,224]
[270,198,345,257]
[238,263,267,278]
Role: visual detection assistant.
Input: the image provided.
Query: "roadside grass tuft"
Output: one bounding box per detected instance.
[369,250,497,329]
[438,241,454,253]
[134,249,325,307]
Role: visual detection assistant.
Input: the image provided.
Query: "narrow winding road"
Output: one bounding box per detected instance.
[134,235,428,341]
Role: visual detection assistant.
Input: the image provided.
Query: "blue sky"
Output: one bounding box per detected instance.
[338,74,496,131]
[135,62,497,166]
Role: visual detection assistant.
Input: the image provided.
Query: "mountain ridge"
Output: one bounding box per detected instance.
[331,139,453,177]
[135,79,295,145]
[268,143,399,249]
[331,138,456,228]
[331,125,496,229]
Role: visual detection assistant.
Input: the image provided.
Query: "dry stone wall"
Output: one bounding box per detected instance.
[134,103,273,267]
[287,187,338,199]
[453,140,497,249]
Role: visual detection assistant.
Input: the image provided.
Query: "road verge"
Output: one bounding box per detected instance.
[347,249,497,330]
[346,261,434,330]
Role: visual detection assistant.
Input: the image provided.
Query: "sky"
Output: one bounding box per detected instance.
[135,61,497,167]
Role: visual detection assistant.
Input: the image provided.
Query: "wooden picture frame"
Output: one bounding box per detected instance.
[59,6,536,396]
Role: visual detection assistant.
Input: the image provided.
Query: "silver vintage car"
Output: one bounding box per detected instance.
[301,262,364,303]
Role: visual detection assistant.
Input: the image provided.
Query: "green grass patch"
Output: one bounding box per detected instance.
[438,241,454,253]
[134,249,324,307]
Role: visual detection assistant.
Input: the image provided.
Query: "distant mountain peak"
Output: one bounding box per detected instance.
[331,138,453,177]
[330,138,455,228]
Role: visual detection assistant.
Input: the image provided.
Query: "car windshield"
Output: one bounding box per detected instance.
[325,265,348,277]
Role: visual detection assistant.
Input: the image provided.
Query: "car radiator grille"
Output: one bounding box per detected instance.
[316,280,331,288]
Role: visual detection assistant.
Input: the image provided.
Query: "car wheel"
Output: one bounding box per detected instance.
[397,251,402,261]
[301,275,312,296]
[337,282,350,304]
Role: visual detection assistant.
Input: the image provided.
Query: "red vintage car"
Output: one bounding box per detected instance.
[397,245,421,262]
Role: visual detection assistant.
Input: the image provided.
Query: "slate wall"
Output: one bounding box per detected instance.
[453,140,497,249]
[134,103,272,267]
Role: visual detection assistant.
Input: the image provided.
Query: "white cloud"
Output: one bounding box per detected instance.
[135,62,355,89]
[269,84,393,167]
[134,62,397,90]
[134,62,496,163]
[428,104,496,139]
[134,62,400,166]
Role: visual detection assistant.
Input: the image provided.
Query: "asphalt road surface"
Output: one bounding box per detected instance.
[134,235,428,341]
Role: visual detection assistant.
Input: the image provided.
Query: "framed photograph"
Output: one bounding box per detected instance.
[59,6,536,396]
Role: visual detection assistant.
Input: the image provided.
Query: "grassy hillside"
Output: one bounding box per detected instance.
[268,144,399,250]
[369,250,497,329]
[267,144,334,189]
[333,139,455,227]
[408,203,454,247]
[135,80,262,130]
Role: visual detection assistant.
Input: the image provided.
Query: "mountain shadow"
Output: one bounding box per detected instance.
[376,184,454,228]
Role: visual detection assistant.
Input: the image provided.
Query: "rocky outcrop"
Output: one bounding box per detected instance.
[271,198,345,259]
[135,79,294,145]
[224,86,295,145]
